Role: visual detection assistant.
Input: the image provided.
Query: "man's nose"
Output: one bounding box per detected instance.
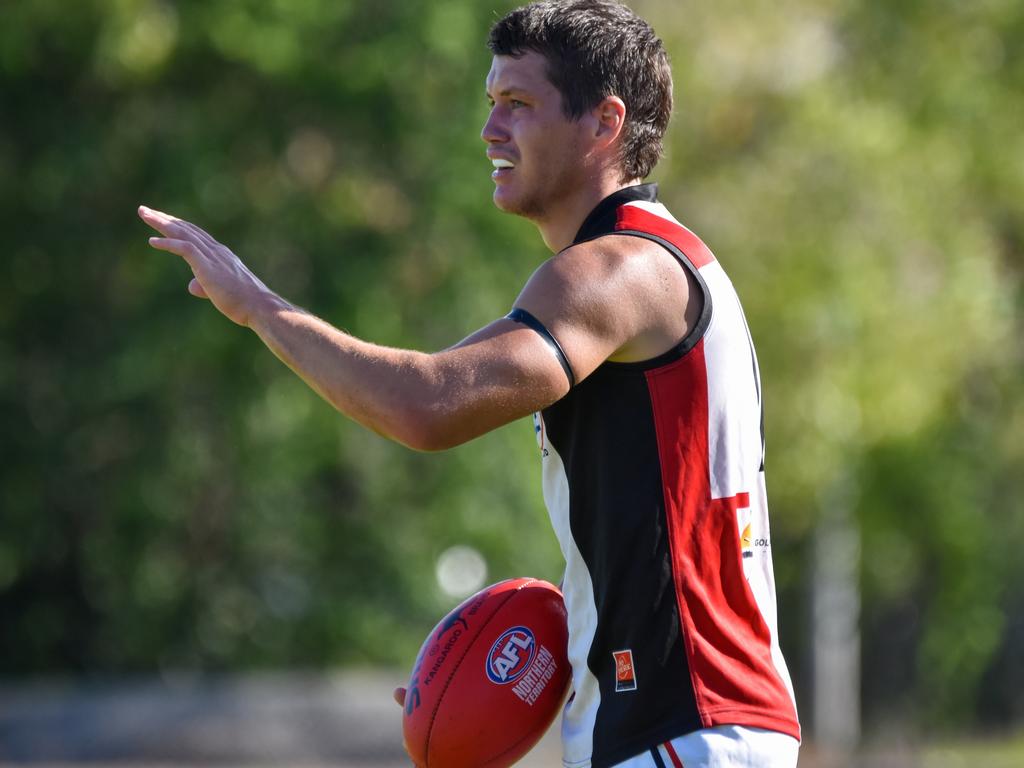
[481,107,509,144]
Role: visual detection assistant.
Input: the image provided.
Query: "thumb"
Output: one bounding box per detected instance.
[393,687,407,707]
[188,277,208,299]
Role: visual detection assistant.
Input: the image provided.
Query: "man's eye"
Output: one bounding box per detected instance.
[510,99,526,108]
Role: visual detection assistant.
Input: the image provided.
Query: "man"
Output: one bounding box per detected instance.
[139,1,801,765]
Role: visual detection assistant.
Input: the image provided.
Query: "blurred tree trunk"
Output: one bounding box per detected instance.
[811,472,861,755]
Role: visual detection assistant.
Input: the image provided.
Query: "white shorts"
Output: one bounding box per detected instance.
[610,725,800,768]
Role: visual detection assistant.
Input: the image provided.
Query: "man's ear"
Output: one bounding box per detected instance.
[593,95,627,146]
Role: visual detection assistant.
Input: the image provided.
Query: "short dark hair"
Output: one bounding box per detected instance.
[487,0,673,182]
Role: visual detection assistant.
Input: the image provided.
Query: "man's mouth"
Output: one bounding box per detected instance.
[491,158,515,180]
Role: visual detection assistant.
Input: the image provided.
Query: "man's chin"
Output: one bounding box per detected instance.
[492,187,542,220]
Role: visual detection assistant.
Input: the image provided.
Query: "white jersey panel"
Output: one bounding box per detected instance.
[746,476,798,707]
[699,260,764,501]
[535,413,601,767]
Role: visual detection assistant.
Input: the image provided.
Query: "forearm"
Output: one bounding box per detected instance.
[247,292,444,449]
[246,291,566,450]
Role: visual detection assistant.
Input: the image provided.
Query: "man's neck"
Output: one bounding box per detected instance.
[536,176,643,253]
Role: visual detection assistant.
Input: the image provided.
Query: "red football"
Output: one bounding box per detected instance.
[402,577,571,768]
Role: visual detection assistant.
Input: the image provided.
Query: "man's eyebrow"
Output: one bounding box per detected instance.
[485,86,532,99]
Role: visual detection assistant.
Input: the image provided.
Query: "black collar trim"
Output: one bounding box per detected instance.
[572,183,659,245]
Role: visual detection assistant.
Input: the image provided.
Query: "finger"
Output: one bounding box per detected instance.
[141,208,224,257]
[138,205,180,236]
[188,277,208,298]
[139,206,209,244]
[138,204,181,223]
[176,219,221,250]
[148,237,202,267]
[393,687,407,706]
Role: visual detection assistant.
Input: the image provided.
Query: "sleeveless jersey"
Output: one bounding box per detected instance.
[533,184,800,768]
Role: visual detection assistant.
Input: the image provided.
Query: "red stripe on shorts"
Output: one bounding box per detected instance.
[663,741,685,768]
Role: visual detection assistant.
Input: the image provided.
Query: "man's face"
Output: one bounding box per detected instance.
[482,52,591,221]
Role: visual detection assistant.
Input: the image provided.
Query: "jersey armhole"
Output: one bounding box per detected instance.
[506,307,577,389]
[597,229,714,371]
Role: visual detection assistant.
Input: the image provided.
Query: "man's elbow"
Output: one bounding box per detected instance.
[388,405,466,453]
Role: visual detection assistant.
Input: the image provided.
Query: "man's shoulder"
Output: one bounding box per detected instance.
[548,232,671,282]
[524,230,691,323]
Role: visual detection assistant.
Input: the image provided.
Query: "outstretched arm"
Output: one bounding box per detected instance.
[138,205,689,450]
[138,207,568,450]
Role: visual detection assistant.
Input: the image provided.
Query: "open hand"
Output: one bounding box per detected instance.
[139,205,274,327]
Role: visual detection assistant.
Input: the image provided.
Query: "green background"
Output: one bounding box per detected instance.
[1,0,1022,739]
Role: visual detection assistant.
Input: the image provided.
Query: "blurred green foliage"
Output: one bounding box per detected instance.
[1,0,1021,737]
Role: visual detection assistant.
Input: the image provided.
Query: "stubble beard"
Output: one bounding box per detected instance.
[494,155,582,224]
[497,188,548,221]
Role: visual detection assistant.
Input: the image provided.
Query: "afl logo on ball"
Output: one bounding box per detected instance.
[486,626,537,685]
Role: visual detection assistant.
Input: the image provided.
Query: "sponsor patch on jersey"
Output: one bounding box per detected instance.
[741,522,754,559]
[740,521,770,560]
[486,626,537,685]
[613,649,637,692]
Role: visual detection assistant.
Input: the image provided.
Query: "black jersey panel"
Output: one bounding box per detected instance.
[542,366,702,766]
